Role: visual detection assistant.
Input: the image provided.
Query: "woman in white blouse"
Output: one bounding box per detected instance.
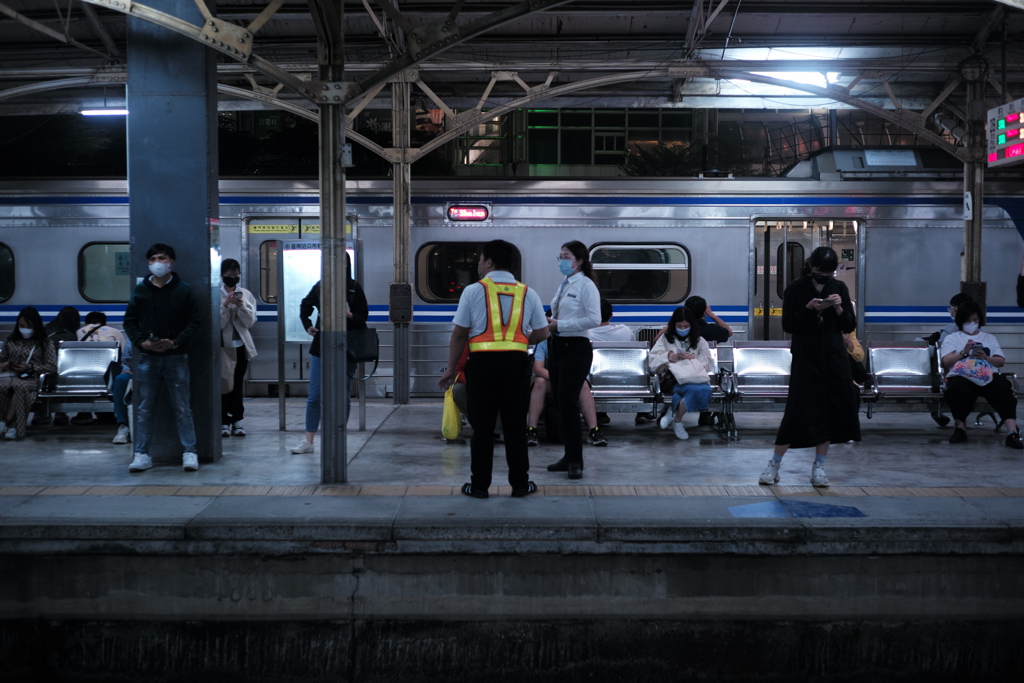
[545,240,602,479]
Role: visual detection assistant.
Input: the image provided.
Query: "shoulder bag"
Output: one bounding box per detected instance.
[347,327,379,380]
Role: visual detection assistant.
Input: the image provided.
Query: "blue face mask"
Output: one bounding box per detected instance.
[558,259,575,277]
[676,326,690,337]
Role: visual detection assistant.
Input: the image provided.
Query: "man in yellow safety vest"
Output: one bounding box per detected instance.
[438,240,550,498]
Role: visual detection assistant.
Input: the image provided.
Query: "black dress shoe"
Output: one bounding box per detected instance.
[949,427,967,444]
[568,463,583,480]
[931,412,951,427]
[511,481,538,497]
[547,457,569,472]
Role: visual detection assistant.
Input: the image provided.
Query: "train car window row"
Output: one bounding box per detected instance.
[0,243,13,303]
[416,242,523,303]
[78,242,130,303]
[591,243,690,303]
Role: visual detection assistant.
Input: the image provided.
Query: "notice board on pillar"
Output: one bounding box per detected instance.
[988,96,1024,168]
[279,241,358,343]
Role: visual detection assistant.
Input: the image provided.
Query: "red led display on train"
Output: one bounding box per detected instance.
[447,205,489,221]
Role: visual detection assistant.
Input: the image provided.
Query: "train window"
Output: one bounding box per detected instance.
[590,244,689,303]
[416,242,522,303]
[259,240,279,303]
[78,243,130,302]
[777,243,805,298]
[0,243,12,303]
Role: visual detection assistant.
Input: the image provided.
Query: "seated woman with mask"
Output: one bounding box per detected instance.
[940,299,1023,448]
[649,306,714,441]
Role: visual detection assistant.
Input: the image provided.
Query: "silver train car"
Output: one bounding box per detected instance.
[2,166,1024,396]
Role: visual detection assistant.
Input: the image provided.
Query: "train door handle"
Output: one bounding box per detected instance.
[292,361,297,369]
[305,361,309,370]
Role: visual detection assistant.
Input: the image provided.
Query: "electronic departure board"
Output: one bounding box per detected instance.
[988,96,1024,168]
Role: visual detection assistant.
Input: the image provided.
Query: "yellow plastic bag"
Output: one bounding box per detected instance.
[441,381,462,440]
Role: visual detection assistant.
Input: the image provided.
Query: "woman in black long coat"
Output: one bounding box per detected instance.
[758,247,860,488]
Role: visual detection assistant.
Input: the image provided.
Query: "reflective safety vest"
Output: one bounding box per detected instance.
[468,278,530,352]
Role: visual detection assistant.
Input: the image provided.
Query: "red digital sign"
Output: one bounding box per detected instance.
[447,205,490,221]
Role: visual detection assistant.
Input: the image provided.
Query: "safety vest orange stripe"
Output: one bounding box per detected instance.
[468,278,530,352]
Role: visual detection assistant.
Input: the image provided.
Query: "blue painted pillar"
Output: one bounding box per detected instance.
[126,0,221,464]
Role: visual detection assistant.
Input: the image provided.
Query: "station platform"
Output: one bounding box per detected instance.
[2,399,1023,681]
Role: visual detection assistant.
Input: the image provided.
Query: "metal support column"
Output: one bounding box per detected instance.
[126,0,220,464]
[391,76,412,404]
[312,0,348,483]
[962,80,987,309]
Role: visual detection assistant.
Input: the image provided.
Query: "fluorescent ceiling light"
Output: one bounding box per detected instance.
[81,109,128,116]
[751,72,839,88]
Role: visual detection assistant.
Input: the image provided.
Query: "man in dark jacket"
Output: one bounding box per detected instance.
[122,243,203,473]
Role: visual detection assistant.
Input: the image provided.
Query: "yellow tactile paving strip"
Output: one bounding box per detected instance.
[0,485,1021,498]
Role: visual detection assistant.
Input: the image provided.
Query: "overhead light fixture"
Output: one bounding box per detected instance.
[81,109,128,116]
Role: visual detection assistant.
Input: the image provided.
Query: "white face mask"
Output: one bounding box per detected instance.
[149,261,172,278]
[962,322,979,334]
[18,327,33,339]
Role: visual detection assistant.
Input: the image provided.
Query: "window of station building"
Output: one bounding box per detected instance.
[526,108,693,166]
[259,240,279,303]
[78,243,131,303]
[590,244,689,303]
[0,243,13,303]
[457,115,507,167]
[416,242,522,303]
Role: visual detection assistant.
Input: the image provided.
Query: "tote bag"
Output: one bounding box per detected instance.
[948,357,994,386]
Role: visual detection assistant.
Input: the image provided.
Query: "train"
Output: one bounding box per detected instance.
[3,149,1024,396]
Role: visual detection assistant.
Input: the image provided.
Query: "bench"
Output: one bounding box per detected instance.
[36,341,120,416]
[865,341,1016,427]
[588,341,660,414]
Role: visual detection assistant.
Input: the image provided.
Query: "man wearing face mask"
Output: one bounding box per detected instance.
[123,243,203,473]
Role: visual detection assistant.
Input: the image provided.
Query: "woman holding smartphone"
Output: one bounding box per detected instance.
[220,258,258,437]
[939,299,1023,448]
[545,240,601,480]
[758,247,860,488]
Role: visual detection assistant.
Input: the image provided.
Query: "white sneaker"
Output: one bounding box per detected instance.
[128,453,152,472]
[811,462,830,488]
[758,459,781,485]
[3,427,16,440]
[221,424,231,437]
[291,439,314,454]
[659,410,674,430]
[673,421,689,440]
[112,424,130,444]
[182,451,199,472]
[231,421,246,437]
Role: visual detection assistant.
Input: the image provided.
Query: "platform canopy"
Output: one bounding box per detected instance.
[1,1,1022,151]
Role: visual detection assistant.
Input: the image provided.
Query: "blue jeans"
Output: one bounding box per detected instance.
[134,354,196,455]
[671,382,712,415]
[305,355,357,434]
[112,373,131,426]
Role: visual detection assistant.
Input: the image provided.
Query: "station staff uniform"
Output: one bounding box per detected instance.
[548,271,601,468]
[453,271,547,491]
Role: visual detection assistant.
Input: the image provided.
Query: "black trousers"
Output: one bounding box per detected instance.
[944,374,1017,423]
[220,349,249,424]
[548,336,593,464]
[466,351,532,490]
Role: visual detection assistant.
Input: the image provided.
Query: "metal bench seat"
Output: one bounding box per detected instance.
[588,341,659,413]
[37,341,120,413]
[731,341,792,404]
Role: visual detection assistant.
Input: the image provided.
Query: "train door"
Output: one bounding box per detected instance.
[750,219,860,340]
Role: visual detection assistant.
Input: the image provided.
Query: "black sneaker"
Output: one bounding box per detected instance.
[1006,431,1024,449]
[931,412,951,427]
[526,427,539,447]
[697,411,714,427]
[634,413,654,425]
[588,427,608,447]
[949,427,967,444]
